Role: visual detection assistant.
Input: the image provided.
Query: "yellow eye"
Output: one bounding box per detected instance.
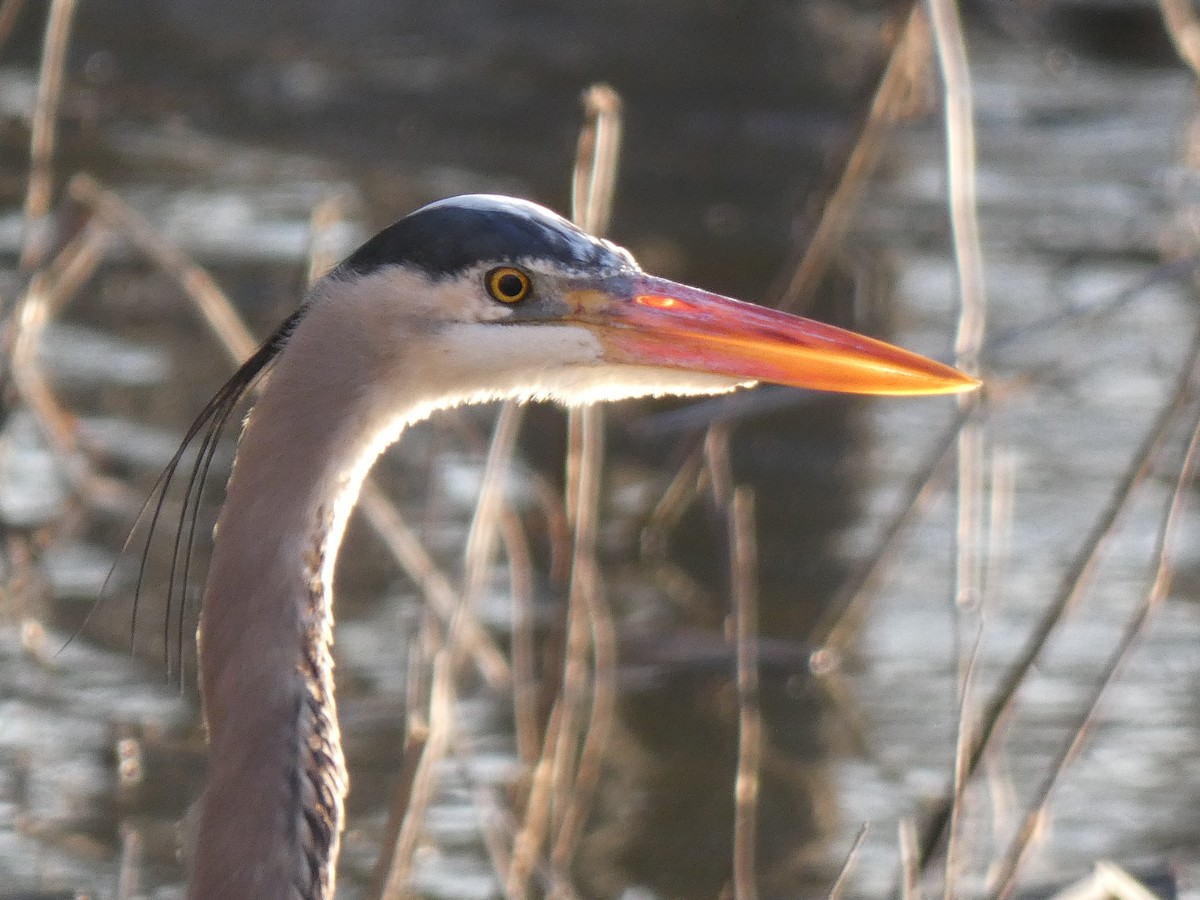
[486,267,531,303]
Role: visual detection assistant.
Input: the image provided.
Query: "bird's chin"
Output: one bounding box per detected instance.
[426,322,752,407]
[549,365,752,406]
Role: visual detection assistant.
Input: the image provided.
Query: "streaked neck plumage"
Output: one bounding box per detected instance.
[189,277,402,900]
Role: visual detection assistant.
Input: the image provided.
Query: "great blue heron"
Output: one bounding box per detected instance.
[165,194,975,900]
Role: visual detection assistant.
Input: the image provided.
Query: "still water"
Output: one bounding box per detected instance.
[2,7,1200,900]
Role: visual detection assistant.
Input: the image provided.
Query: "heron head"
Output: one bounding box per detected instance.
[328,194,978,406]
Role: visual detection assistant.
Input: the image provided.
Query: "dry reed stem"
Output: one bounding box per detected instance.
[456,775,546,898]
[640,442,705,557]
[778,5,931,312]
[571,84,622,237]
[470,775,562,896]
[989,401,1200,900]
[925,5,988,895]
[550,552,615,879]
[114,822,142,900]
[899,818,922,900]
[458,349,528,742]
[19,0,75,272]
[507,704,564,898]
[811,405,970,649]
[546,408,602,890]
[943,607,984,900]
[729,486,761,900]
[379,651,456,900]
[356,483,511,688]
[2,221,112,520]
[826,823,870,900]
[925,0,986,370]
[472,786,517,888]
[1160,0,1200,77]
[6,216,133,512]
[703,427,763,900]
[548,84,624,885]
[6,3,122,516]
[306,192,353,284]
[916,332,1200,869]
[10,274,126,508]
[501,505,541,765]
[40,219,108,316]
[462,402,523,613]
[451,399,540,887]
[367,722,429,900]
[67,175,259,363]
[531,474,574,586]
[981,449,1015,852]
[504,83,624,899]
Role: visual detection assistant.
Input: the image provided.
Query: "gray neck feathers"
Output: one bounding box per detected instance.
[188,288,400,900]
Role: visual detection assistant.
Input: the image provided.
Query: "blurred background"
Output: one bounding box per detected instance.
[2,1,1200,898]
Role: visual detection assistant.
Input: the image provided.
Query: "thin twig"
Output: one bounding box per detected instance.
[5,212,132,511]
[778,6,931,312]
[367,721,429,900]
[989,403,1200,900]
[826,823,870,900]
[899,818,922,900]
[811,404,971,649]
[68,175,260,363]
[10,273,127,507]
[925,6,987,896]
[507,704,564,899]
[926,0,986,370]
[503,504,541,765]
[379,651,456,900]
[40,218,108,316]
[358,483,511,689]
[1160,0,1200,77]
[548,84,625,888]
[704,427,763,900]
[570,84,622,237]
[729,486,761,900]
[917,331,1200,869]
[640,442,705,558]
[462,403,524,609]
[547,407,602,888]
[944,605,984,900]
[114,823,142,900]
[306,191,354,284]
[20,0,77,272]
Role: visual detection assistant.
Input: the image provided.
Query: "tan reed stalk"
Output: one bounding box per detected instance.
[20,0,76,272]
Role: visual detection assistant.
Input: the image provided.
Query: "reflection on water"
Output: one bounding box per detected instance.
[2,4,1200,899]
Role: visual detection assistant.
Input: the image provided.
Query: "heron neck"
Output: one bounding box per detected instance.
[189,294,407,900]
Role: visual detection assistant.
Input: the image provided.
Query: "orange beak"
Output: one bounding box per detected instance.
[572,274,979,396]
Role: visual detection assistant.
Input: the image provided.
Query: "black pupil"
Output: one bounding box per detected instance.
[497,272,524,297]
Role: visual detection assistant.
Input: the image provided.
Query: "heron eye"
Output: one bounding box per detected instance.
[486,267,531,303]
